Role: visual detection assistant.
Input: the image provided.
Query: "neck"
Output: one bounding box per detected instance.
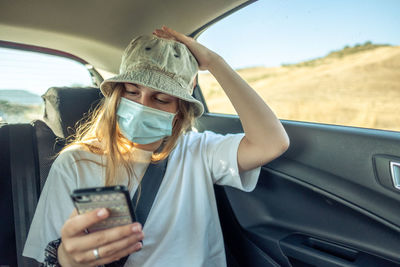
[133,139,163,152]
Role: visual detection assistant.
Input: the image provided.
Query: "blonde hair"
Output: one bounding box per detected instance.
[62,83,196,189]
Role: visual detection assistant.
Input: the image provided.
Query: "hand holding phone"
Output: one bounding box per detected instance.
[58,206,143,266]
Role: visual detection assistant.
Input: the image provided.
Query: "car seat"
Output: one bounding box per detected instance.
[0,86,102,267]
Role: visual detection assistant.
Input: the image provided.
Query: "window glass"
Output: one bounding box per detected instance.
[198,0,400,131]
[0,47,94,124]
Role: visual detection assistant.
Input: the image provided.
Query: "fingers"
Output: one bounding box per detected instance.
[162,26,187,41]
[60,240,142,266]
[94,231,143,259]
[62,208,109,237]
[61,225,144,266]
[82,233,143,264]
[67,222,143,251]
[153,25,192,44]
[153,28,177,41]
[60,208,145,266]
[89,241,143,266]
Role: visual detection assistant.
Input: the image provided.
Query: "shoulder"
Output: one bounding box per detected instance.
[46,142,104,186]
[180,130,227,142]
[181,130,244,143]
[177,130,215,148]
[176,130,244,153]
[54,142,102,169]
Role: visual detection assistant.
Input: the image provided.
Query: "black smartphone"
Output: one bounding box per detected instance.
[71,185,136,232]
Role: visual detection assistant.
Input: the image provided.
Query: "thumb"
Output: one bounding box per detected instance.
[62,208,110,237]
[69,208,78,218]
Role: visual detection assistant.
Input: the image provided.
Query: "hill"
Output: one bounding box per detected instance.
[199,43,400,131]
[281,41,391,68]
[0,89,42,105]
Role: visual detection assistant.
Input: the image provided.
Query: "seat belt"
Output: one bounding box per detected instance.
[106,156,168,267]
[9,124,41,267]
[131,157,168,225]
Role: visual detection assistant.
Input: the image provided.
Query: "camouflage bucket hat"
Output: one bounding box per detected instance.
[100,35,204,117]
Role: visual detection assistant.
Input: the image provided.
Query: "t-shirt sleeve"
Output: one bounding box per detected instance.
[203,131,261,192]
[22,152,77,263]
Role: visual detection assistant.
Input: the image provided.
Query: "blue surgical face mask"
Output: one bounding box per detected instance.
[116,97,176,144]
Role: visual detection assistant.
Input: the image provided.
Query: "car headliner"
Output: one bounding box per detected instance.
[0,0,252,74]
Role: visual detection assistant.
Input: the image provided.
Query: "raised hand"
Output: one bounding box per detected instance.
[153,27,289,173]
[153,26,221,71]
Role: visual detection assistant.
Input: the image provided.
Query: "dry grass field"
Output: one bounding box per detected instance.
[199,44,400,131]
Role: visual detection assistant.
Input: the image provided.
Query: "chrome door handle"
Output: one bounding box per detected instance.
[390,161,400,190]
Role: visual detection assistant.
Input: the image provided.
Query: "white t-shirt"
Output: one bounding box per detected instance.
[23,131,261,266]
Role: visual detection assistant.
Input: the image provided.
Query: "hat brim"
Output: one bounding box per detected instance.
[100,69,204,118]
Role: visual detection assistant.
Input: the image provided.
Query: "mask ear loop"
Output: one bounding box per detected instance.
[172,101,182,128]
[193,74,198,90]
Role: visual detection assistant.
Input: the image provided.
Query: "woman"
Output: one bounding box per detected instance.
[23,26,289,266]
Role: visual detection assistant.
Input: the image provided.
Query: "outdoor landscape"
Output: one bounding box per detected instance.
[1,42,399,131]
[199,42,400,131]
[0,90,43,123]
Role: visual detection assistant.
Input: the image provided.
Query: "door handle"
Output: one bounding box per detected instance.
[279,234,399,266]
[373,155,400,193]
[280,234,358,267]
[390,161,400,190]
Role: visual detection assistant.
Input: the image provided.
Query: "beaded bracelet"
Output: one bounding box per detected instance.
[41,238,62,267]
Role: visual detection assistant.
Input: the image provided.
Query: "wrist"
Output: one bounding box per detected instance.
[207,53,225,73]
[57,242,71,267]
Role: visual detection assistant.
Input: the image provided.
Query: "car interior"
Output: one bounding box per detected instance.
[1,0,400,266]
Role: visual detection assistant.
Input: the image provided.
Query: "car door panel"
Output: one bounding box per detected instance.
[197,114,400,266]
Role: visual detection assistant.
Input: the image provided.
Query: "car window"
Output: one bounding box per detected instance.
[0,47,94,124]
[197,0,400,132]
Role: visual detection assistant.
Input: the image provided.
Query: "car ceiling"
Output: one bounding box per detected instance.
[0,0,251,74]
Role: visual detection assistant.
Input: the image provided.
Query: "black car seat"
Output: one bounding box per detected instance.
[0,87,102,267]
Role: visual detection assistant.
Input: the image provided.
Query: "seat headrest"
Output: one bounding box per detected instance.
[42,87,103,138]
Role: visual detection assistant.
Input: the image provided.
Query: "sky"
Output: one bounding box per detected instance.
[1,0,399,95]
[0,48,93,95]
[198,0,400,68]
